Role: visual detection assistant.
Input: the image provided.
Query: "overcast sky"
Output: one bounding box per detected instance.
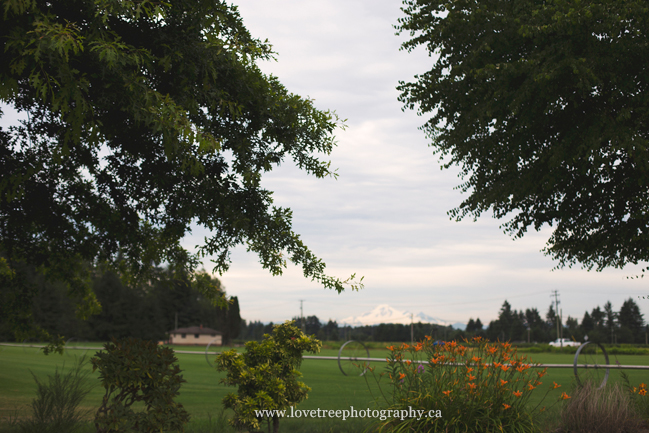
[202,0,648,326]
[3,0,647,328]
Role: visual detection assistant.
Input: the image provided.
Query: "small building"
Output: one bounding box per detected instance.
[169,326,222,346]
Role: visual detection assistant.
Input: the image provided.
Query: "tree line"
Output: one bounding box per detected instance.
[482,299,646,344]
[0,265,241,344]
[238,298,646,344]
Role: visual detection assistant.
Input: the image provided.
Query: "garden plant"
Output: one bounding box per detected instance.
[558,380,643,433]
[19,356,93,433]
[623,372,649,427]
[365,336,570,432]
[91,338,190,433]
[216,321,321,433]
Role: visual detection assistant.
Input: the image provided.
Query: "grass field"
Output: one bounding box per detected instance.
[1,343,648,432]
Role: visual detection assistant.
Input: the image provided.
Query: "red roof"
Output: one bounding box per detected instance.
[170,326,221,335]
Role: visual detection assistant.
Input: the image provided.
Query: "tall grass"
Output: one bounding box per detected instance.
[558,381,642,433]
[18,356,94,433]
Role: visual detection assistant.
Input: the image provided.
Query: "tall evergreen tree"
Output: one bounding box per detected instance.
[618,298,644,343]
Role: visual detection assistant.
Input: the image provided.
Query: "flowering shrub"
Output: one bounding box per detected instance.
[622,373,649,422]
[366,337,566,432]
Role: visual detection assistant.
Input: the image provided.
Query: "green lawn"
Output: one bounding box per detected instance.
[1,343,647,431]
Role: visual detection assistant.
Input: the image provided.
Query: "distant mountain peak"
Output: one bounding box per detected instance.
[340,305,451,327]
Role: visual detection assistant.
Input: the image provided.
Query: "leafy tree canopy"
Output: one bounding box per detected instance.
[0,0,361,347]
[397,0,649,271]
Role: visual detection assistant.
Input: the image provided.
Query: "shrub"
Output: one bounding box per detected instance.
[216,321,321,433]
[19,356,93,433]
[91,337,190,432]
[558,381,642,433]
[622,373,649,423]
[365,337,565,432]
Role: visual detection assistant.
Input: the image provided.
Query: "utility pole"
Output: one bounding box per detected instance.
[551,290,561,346]
[410,313,414,346]
[299,300,305,333]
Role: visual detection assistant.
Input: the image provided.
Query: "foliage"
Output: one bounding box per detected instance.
[396,0,649,272]
[0,0,362,346]
[91,337,190,433]
[216,321,322,433]
[559,380,643,433]
[19,356,93,433]
[622,372,649,423]
[619,298,645,343]
[365,337,568,432]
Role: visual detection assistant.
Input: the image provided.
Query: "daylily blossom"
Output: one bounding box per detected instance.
[560,392,570,400]
[513,390,523,397]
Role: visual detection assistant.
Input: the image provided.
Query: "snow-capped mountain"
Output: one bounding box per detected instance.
[339,304,452,327]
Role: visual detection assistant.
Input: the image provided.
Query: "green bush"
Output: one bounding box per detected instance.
[216,321,321,433]
[365,337,568,432]
[19,356,93,433]
[91,338,190,432]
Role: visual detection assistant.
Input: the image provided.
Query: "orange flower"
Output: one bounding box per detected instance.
[639,389,647,396]
[502,354,510,361]
[528,383,536,391]
[560,392,570,400]
[502,342,511,349]
[472,335,482,342]
[425,335,432,341]
[640,383,647,389]
[386,345,395,351]
[552,382,561,390]
[513,390,523,397]
[449,341,457,348]
[468,382,477,390]
[414,343,423,351]
[431,357,439,364]
[442,390,452,396]
[501,365,510,372]
[503,404,511,410]
[468,374,476,381]
[538,369,547,378]
[487,346,498,355]
[398,373,406,380]
[493,362,502,368]
[472,356,482,363]
[406,360,412,366]
[535,381,543,386]
[500,379,508,386]
[516,366,524,373]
